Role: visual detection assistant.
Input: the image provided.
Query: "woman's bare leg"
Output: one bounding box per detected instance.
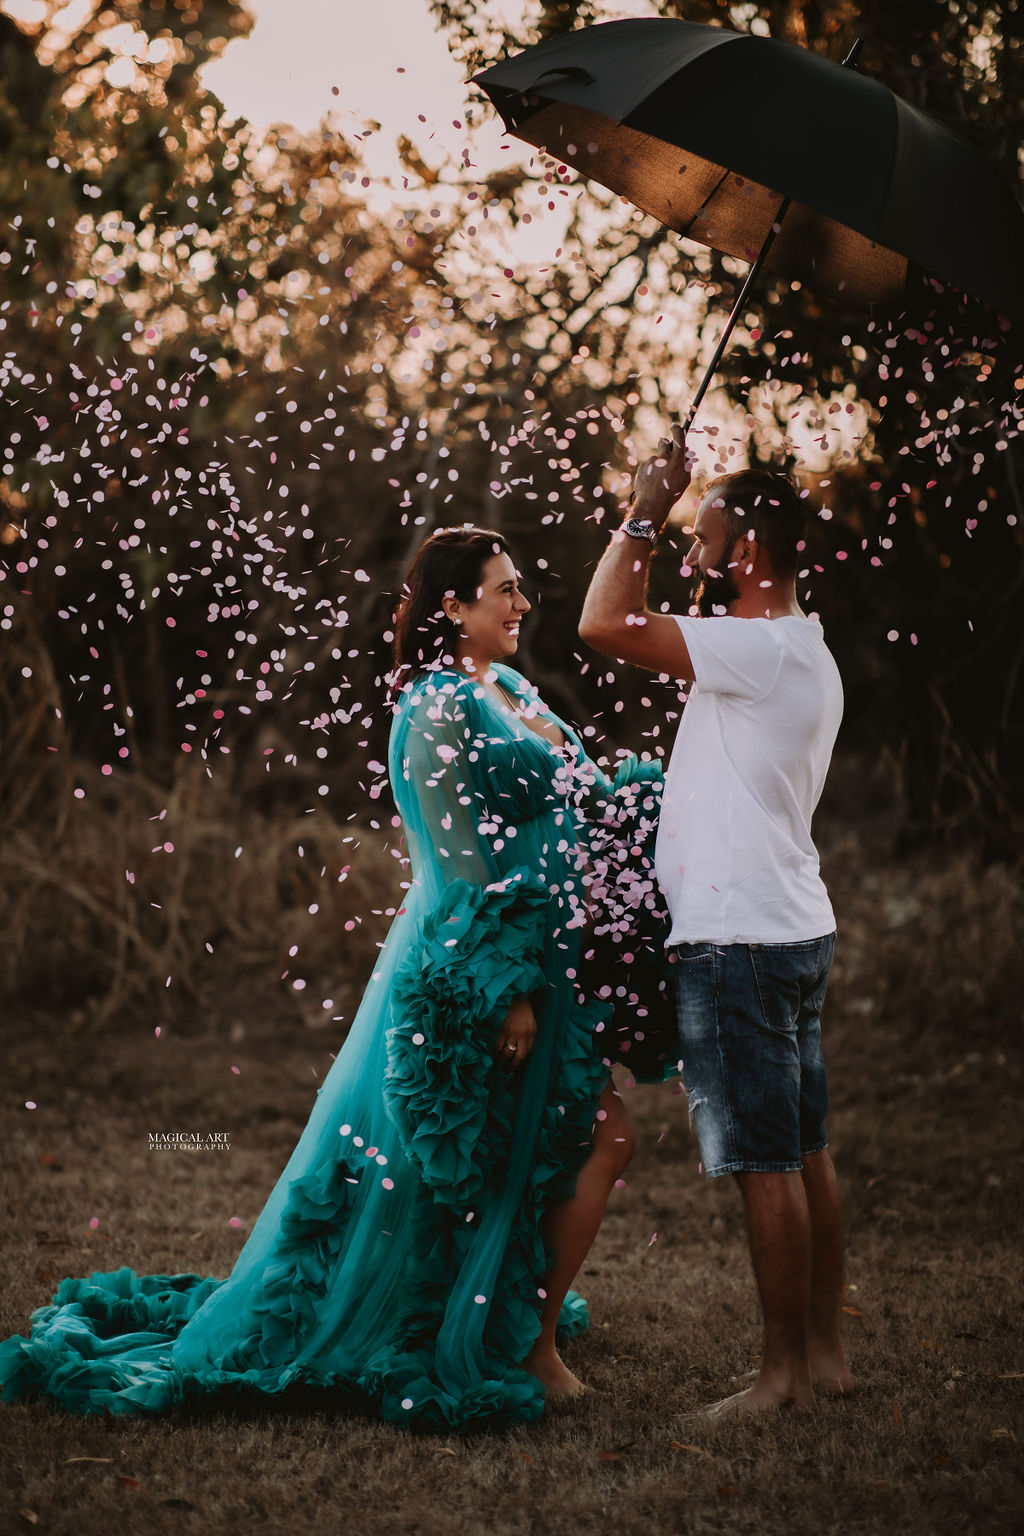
[522,1078,636,1396]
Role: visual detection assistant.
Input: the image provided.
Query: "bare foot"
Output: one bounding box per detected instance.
[735,1362,855,1397]
[522,1349,587,1400]
[809,1345,854,1396]
[703,1379,816,1420]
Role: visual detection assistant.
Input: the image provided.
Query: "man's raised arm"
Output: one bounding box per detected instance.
[578,424,695,679]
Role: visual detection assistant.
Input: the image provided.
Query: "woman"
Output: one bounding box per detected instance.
[0,526,670,1432]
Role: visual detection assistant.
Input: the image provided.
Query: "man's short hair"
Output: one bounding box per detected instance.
[703,470,804,581]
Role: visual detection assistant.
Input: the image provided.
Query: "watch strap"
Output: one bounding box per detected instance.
[622,516,658,544]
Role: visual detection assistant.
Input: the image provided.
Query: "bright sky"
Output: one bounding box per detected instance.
[205,1,615,294]
[201,0,662,182]
[0,0,859,470]
[202,0,487,178]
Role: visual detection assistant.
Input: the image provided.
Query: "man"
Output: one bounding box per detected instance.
[579,425,852,1416]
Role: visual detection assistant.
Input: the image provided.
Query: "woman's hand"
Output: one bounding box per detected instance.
[493,995,537,1071]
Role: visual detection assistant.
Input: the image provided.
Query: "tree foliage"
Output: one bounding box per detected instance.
[0,0,1021,861]
[431,0,1024,840]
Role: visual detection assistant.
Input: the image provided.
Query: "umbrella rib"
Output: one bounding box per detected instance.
[683,194,791,434]
[677,163,733,238]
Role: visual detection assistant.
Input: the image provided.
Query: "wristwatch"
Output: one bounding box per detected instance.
[621,516,659,544]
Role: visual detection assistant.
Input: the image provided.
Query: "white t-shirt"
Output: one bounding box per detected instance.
[655,614,844,946]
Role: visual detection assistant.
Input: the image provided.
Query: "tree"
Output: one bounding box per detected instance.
[2,0,1022,849]
[428,0,1024,844]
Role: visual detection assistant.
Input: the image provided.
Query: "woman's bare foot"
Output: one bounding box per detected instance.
[522,1348,587,1399]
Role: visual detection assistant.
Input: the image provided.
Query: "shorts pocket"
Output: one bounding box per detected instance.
[672,942,715,965]
[673,946,719,1058]
[747,946,805,1034]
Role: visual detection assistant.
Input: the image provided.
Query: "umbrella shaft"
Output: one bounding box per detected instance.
[683,194,792,436]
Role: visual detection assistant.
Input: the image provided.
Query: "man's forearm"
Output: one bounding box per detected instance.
[578,424,695,677]
[578,526,653,640]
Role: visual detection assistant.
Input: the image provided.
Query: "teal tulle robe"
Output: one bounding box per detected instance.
[0,666,671,1432]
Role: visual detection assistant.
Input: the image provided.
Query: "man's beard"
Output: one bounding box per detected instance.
[694,553,741,616]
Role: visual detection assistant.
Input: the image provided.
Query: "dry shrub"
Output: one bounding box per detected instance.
[0,761,395,1030]
[821,831,1023,1054]
[4,729,1020,1053]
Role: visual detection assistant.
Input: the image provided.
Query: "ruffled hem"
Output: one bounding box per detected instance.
[0,1268,589,1432]
[0,1269,217,1416]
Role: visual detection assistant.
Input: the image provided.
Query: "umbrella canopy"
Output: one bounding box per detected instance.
[474,17,1024,324]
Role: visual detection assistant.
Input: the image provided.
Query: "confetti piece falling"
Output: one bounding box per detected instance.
[0,20,1016,1093]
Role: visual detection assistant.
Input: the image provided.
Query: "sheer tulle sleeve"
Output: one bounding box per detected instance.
[383,677,556,1200]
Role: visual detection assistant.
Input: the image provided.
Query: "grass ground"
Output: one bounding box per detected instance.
[1,821,1022,1536]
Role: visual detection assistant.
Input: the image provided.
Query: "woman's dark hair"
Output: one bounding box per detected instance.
[703,470,805,580]
[392,525,512,677]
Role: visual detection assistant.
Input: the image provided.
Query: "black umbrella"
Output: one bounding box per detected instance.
[474,18,1024,428]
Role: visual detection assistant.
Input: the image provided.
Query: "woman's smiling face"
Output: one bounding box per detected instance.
[445,552,531,672]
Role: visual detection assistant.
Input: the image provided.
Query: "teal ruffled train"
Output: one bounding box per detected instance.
[0,667,672,1431]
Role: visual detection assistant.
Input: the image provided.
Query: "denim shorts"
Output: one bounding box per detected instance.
[673,934,835,1177]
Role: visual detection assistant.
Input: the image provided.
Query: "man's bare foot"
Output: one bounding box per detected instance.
[703,1378,816,1419]
[809,1345,853,1396]
[735,1361,854,1397]
[522,1349,587,1399]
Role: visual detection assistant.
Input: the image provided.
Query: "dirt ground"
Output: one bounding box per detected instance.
[1,819,1022,1536]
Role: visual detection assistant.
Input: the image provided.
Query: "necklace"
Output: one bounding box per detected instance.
[493,677,569,754]
[495,678,522,713]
